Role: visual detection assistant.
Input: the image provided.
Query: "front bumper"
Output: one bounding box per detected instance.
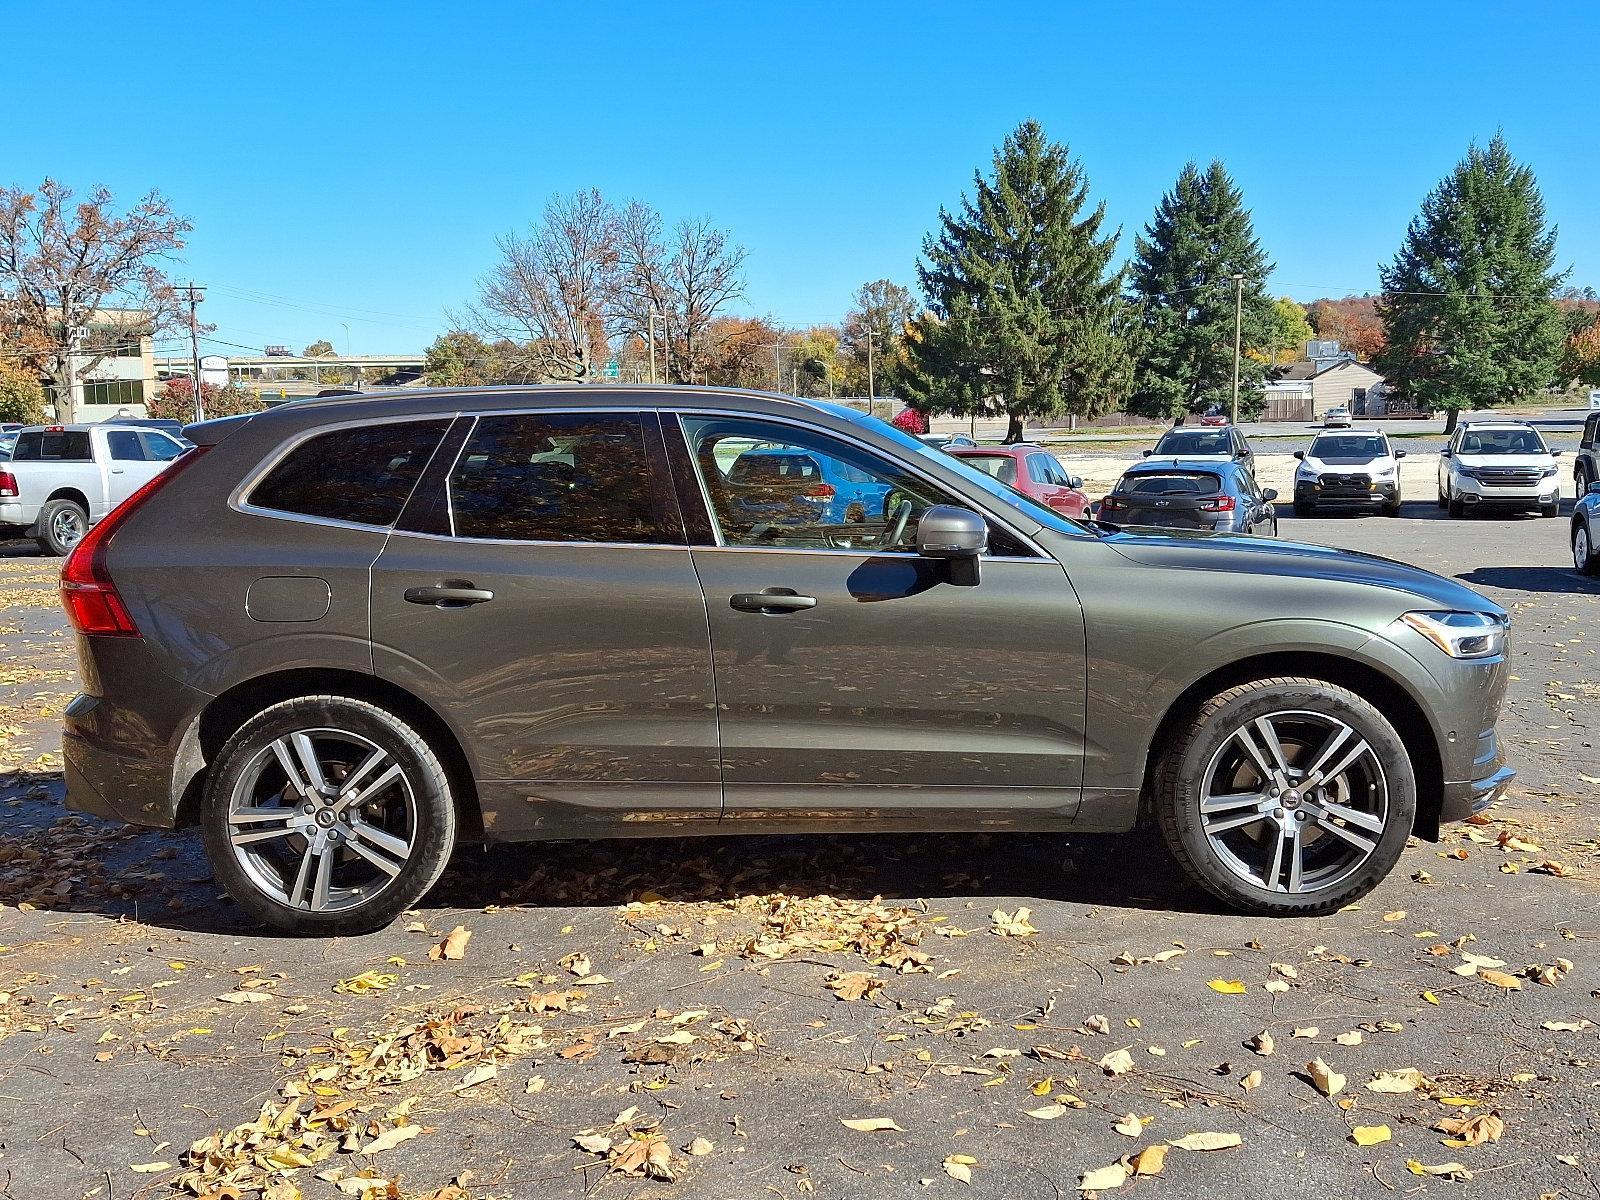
[1295,478,1397,506]
[1452,476,1560,507]
[1439,764,1516,825]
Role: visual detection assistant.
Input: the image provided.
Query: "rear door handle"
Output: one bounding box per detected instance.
[730,589,817,614]
[404,583,495,608]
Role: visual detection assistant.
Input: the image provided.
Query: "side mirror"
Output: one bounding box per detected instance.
[917,505,986,586]
[1588,480,1600,497]
[1551,449,1563,457]
[1067,475,1084,490]
[1395,449,1407,459]
[1261,488,1279,502]
[1439,448,1452,458]
[1142,449,1153,457]
[1292,450,1304,460]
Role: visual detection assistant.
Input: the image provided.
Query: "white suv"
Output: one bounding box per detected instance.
[1437,420,1562,518]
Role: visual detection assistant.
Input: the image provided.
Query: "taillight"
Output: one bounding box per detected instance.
[806,482,836,499]
[1199,495,1236,512]
[1100,496,1125,509]
[0,470,16,499]
[60,447,209,637]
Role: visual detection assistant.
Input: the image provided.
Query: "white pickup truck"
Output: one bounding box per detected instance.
[0,423,190,554]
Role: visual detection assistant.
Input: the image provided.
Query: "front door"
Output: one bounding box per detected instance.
[668,413,1087,830]
[370,410,720,838]
[102,428,169,511]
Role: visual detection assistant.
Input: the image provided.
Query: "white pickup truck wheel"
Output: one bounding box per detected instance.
[37,498,89,556]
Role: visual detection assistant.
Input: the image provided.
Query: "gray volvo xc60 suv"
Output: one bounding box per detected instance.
[59,387,1514,934]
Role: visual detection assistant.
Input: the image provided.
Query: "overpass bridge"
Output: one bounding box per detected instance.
[155,352,427,392]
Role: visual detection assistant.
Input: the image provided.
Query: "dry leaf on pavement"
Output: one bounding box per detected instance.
[1306,1057,1346,1097]
[1169,1131,1242,1151]
[839,1117,903,1132]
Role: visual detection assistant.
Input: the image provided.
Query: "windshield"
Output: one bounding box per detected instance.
[1311,435,1387,458]
[828,406,1090,535]
[1458,428,1548,455]
[1118,470,1222,496]
[1153,429,1231,456]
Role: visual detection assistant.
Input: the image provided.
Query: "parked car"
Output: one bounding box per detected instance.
[0,429,18,459]
[1143,425,1255,474]
[1198,409,1228,427]
[723,444,893,525]
[947,443,1090,518]
[1572,478,1600,575]
[1437,420,1562,518]
[918,432,977,451]
[1323,406,1352,428]
[97,415,191,441]
[1573,410,1600,495]
[1100,459,1278,535]
[1292,429,1405,517]
[0,423,190,554]
[60,387,1512,934]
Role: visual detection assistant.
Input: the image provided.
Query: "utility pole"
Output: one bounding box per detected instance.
[1229,273,1245,426]
[866,331,876,419]
[772,343,782,391]
[182,283,207,422]
[646,311,658,384]
[61,323,85,423]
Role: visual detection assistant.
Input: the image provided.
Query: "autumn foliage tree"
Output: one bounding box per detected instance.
[0,179,193,423]
[147,376,257,422]
[1305,296,1386,360]
[0,361,47,424]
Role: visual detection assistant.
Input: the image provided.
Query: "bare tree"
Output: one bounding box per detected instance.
[469,189,619,382]
[668,218,747,383]
[611,201,673,352]
[0,179,192,422]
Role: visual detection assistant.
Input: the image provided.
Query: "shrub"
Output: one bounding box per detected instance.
[149,377,259,421]
[890,406,929,435]
[0,363,47,424]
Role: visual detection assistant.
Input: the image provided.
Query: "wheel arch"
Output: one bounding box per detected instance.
[175,667,482,839]
[1140,650,1445,839]
[44,487,91,512]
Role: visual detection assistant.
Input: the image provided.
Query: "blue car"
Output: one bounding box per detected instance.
[1573,478,1600,575]
[725,446,893,526]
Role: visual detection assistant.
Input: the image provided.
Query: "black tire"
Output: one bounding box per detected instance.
[1435,489,1447,510]
[1541,501,1559,518]
[200,695,457,934]
[1292,500,1314,517]
[35,498,89,556]
[1448,493,1465,518]
[1154,676,1416,916]
[1383,495,1402,517]
[1575,520,1600,576]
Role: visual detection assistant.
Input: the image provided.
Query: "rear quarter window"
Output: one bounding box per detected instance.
[248,419,450,527]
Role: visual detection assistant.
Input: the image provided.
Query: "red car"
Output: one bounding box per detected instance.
[948,444,1091,518]
[1198,412,1229,427]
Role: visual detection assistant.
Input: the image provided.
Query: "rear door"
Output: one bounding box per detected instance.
[369,408,720,838]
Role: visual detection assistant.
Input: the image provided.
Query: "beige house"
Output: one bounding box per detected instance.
[1275,357,1387,419]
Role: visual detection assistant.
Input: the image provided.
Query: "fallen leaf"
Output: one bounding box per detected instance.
[991,907,1038,937]
[362,1125,422,1155]
[1334,1030,1363,1046]
[1114,1113,1143,1137]
[1306,1057,1345,1097]
[1263,979,1290,994]
[1026,1104,1067,1120]
[1367,1068,1427,1093]
[1434,1112,1505,1146]
[1291,1026,1319,1039]
[574,1133,611,1154]
[1099,1048,1135,1076]
[1207,979,1247,994]
[1406,1160,1472,1180]
[216,991,269,1004]
[840,1117,903,1132]
[428,926,471,962]
[1169,1131,1242,1151]
[1078,1163,1129,1192]
[1542,1019,1593,1032]
[452,1062,497,1092]
[1246,1029,1274,1056]
[130,1162,171,1173]
[1240,1070,1262,1092]
[1130,1143,1168,1175]
[334,971,396,995]
[943,1155,974,1184]
[827,971,885,1002]
[1351,1125,1392,1147]
[1478,969,1522,990]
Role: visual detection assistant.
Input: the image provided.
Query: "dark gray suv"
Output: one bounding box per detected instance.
[59,387,1514,933]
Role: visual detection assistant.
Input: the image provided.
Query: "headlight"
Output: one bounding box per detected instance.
[1374,465,1396,478]
[1399,610,1507,659]
[1541,464,1559,478]
[1296,464,1319,479]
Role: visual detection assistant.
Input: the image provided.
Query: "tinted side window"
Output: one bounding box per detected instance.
[107,430,146,461]
[250,419,449,527]
[140,432,184,461]
[14,430,92,461]
[449,413,661,543]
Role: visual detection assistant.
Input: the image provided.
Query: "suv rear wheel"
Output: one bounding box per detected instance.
[1575,520,1599,576]
[200,696,457,934]
[1154,677,1415,915]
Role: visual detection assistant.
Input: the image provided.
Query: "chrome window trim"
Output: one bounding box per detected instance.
[384,527,691,551]
[686,544,1059,565]
[663,407,1054,560]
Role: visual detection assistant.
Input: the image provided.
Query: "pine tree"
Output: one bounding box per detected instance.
[1127,161,1275,422]
[1376,135,1566,432]
[900,121,1134,442]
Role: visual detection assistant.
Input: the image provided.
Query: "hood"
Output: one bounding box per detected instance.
[1304,454,1389,468]
[1102,527,1502,614]
[1455,452,1554,468]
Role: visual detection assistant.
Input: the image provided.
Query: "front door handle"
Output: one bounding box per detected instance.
[404,583,495,608]
[730,589,817,614]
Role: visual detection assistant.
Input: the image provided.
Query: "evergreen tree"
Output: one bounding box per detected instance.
[1376,135,1566,432]
[1127,161,1274,422]
[900,120,1134,442]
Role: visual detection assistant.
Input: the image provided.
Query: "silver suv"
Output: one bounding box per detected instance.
[59,387,1514,934]
[1437,420,1563,517]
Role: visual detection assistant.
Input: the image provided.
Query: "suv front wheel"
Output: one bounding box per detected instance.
[1154,677,1415,915]
[200,695,457,934]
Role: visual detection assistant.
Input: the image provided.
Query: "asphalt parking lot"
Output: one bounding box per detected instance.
[0,494,1595,1200]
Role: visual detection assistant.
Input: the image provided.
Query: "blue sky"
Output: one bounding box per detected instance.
[7,2,1598,354]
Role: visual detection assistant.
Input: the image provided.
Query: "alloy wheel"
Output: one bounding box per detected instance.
[1199,710,1389,894]
[52,507,84,547]
[1578,525,1593,571]
[226,728,417,912]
